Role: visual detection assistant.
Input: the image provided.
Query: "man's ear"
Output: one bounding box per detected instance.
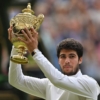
[79,57,82,64]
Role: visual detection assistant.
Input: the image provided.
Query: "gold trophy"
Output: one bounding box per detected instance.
[10,3,44,64]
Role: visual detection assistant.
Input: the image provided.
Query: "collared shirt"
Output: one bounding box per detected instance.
[9,48,100,100]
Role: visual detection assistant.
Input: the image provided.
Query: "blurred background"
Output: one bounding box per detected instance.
[0,0,100,100]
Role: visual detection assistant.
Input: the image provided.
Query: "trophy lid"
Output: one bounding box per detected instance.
[22,3,34,15]
[10,3,44,32]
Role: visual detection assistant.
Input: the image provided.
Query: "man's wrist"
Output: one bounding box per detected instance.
[31,48,39,56]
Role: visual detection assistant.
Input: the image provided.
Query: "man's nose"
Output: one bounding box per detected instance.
[65,57,70,63]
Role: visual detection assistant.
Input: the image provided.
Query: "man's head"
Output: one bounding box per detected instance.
[57,38,83,76]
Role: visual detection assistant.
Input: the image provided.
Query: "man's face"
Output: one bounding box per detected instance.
[58,49,82,76]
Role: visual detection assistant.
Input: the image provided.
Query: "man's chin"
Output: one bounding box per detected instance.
[63,70,78,76]
[63,69,73,75]
[64,72,74,76]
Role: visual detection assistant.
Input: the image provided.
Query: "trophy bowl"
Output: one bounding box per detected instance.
[10,3,44,64]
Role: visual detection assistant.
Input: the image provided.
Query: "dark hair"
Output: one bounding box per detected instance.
[57,38,83,58]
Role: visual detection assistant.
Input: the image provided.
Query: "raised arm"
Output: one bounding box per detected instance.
[8,47,47,99]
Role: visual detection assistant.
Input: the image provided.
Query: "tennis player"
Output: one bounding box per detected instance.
[8,27,100,100]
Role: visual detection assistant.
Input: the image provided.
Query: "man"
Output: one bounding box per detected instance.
[8,26,100,100]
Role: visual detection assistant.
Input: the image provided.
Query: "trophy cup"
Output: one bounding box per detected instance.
[10,3,44,64]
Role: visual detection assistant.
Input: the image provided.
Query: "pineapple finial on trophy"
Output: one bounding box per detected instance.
[22,3,34,14]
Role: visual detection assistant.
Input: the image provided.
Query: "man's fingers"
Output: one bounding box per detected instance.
[21,29,30,40]
[8,28,10,40]
[30,27,38,38]
[24,28,33,39]
[8,27,13,40]
[24,27,38,40]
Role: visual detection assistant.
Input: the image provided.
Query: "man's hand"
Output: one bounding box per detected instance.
[18,27,39,53]
[8,26,13,42]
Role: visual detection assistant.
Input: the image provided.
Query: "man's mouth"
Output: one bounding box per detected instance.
[63,65,72,69]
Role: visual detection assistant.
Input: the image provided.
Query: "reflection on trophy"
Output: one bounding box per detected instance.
[10,3,44,64]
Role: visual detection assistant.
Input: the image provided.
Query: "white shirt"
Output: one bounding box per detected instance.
[9,48,100,100]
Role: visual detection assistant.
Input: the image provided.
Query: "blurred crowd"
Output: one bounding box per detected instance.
[33,0,100,82]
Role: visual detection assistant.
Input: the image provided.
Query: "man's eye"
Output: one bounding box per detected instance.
[60,55,66,58]
[69,55,75,58]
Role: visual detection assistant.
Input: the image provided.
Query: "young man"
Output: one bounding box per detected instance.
[8,27,100,100]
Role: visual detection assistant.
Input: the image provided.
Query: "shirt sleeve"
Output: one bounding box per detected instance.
[8,47,47,99]
[33,49,100,99]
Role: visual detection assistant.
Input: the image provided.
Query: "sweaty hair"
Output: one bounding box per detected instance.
[57,38,83,58]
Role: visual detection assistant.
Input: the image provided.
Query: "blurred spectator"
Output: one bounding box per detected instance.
[82,39,100,80]
[88,0,100,24]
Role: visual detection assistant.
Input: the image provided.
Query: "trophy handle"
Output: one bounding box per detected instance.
[34,14,44,30]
